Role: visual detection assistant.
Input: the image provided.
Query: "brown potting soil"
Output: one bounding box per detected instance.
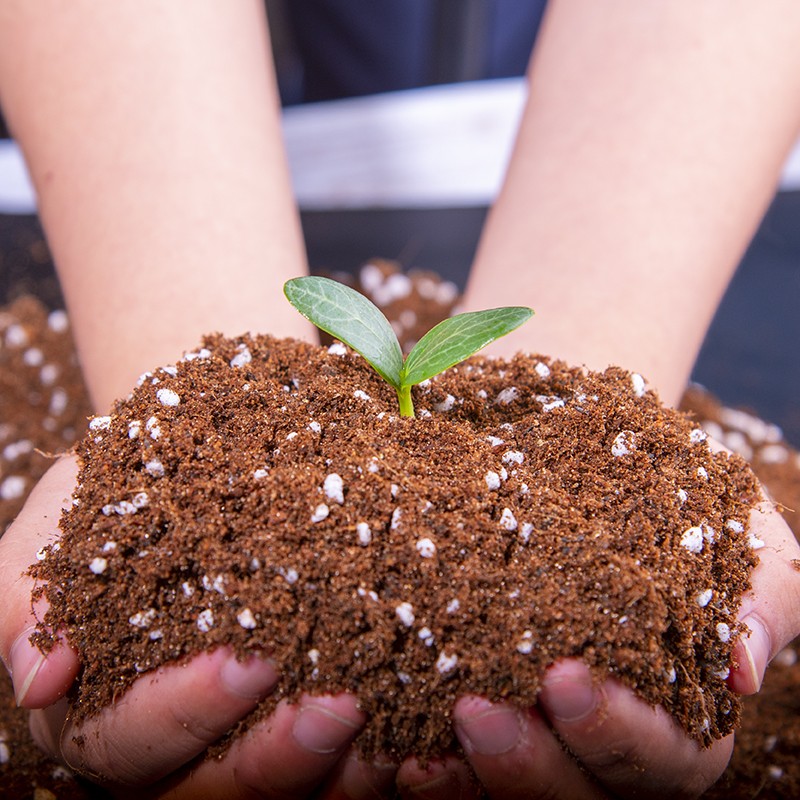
[32,330,762,763]
[0,264,798,797]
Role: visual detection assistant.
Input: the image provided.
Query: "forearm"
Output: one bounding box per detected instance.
[0,0,311,412]
[465,0,800,405]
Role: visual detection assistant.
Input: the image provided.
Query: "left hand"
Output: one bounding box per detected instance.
[320,495,799,800]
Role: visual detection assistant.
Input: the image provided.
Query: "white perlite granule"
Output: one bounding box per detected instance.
[696,589,713,608]
[145,416,161,439]
[435,651,458,674]
[89,557,108,575]
[415,537,437,558]
[197,609,215,632]
[520,522,534,543]
[230,345,252,368]
[395,602,415,627]
[323,473,345,504]
[129,609,156,628]
[484,471,501,490]
[0,475,25,501]
[689,428,707,444]
[144,459,165,477]
[356,522,372,546]
[631,373,646,397]
[418,627,435,647]
[516,631,534,654]
[611,430,636,457]
[156,388,180,407]
[237,608,257,630]
[433,394,456,412]
[494,387,518,405]
[680,526,704,554]
[89,415,112,432]
[499,508,518,531]
[47,309,69,333]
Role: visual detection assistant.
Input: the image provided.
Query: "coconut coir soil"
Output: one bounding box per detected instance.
[31,331,761,764]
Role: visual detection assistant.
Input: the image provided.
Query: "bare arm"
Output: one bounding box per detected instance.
[465,0,800,405]
[0,0,312,411]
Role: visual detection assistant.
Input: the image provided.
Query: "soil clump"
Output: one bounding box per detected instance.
[33,331,760,761]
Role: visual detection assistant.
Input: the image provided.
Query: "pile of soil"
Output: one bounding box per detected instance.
[33,332,760,762]
[0,265,800,798]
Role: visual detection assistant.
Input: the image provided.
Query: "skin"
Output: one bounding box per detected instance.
[466,1,800,406]
[1,0,800,797]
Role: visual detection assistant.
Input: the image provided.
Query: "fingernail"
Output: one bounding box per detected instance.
[738,615,771,693]
[292,698,362,754]
[220,655,279,700]
[539,670,598,723]
[454,699,522,755]
[10,628,46,707]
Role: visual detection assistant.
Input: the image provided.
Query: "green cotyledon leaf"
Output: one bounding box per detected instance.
[400,307,534,387]
[284,276,404,388]
[285,276,533,417]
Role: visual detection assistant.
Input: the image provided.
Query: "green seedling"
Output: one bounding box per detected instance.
[284,276,533,418]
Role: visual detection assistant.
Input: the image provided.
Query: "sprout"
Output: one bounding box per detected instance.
[284,276,533,417]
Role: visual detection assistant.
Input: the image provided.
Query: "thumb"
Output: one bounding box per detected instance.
[728,499,800,695]
[0,455,80,707]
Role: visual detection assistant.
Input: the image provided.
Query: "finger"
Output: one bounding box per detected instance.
[29,697,70,759]
[0,456,80,707]
[453,696,607,800]
[59,647,279,786]
[396,754,481,800]
[316,746,398,800]
[728,500,800,694]
[538,659,733,800]
[159,693,366,800]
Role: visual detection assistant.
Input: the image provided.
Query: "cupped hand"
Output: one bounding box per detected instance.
[441,496,800,800]
[0,455,81,708]
[0,457,372,798]
[380,493,799,800]
[6,461,798,799]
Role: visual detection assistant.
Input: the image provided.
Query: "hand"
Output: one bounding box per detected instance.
[442,497,799,800]
[0,457,371,798]
[6,463,797,799]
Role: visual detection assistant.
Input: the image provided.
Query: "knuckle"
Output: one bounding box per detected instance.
[163,689,229,745]
[61,721,147,785]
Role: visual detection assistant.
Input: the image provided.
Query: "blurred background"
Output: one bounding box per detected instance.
[1,0,798,445]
